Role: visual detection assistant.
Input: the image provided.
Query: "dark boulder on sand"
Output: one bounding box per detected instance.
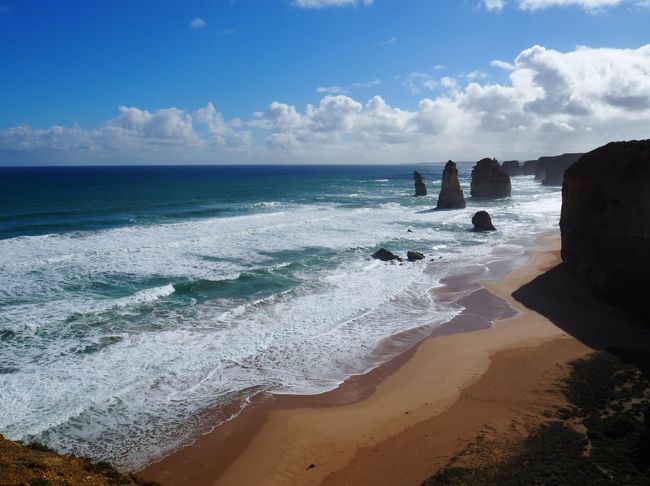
[470,158,511,198]
[472,211,496,232]
[436,161,466,209]
[538,153,584,186]
[407,251,425,262]
[372,248,402,262]
[522,160,537,175]
[414,171,427,196]
[560,140,650,322]
[501,160,522,177]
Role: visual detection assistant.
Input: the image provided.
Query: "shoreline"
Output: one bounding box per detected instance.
[141,232,590,485]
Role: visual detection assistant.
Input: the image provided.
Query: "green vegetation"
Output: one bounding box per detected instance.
[423,351,650,486]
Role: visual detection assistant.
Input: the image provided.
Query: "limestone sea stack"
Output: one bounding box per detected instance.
[522,160,537,175]
[472,211,496,232]
[470,158,511,198]
[538,153,584,186]
[414,171,427,196]
[436,160,466,209]
[501,160,522,176]
[560,140,650,322]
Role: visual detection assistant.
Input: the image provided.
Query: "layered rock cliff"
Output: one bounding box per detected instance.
[522,160,537,175]
[539,153,584,186]
[470,158,511,198]
[436,160,466,209]
[560,140,650,322]
[414,170,427,196]
[501,160,522,177]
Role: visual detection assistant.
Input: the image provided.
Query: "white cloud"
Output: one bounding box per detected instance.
[482,0,506,11]
[491,59,516,71]
[481,0,650,11]
[3,44,650,164]
[517,0,621,10]
[316,79,381,94]
[190,17,207,29]
[382,36,396,45]
[292,0,373,8]
[403,73,440,94]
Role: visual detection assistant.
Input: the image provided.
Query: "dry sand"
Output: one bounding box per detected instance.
[141,234,593,486]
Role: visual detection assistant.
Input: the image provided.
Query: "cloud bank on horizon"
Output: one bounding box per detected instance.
[2,43,650,164]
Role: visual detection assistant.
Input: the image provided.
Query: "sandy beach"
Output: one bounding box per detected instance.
[141,234,595,485]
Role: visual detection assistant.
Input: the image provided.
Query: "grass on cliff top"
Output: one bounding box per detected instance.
[0,435,161,486]
[423,350,650,486]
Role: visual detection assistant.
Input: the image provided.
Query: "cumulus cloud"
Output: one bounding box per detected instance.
[2,43,650,164]
[292,0,373,8]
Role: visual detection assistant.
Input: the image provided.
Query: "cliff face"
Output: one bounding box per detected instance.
[436,160,466,209]
[522,160,537,175]
[539,153,584,186]
[501,160,522,177]
[470,158,511,198]
[414,171,427,196]
[560,140,650,322]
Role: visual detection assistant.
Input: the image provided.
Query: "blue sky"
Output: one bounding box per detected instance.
[1,0,650,164]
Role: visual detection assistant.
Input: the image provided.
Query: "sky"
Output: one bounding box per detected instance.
[1,0,649,165]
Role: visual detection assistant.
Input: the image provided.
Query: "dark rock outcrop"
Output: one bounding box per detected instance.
[501,160,522,177]
[522,160,537,175]
[372,248,402,262]
[407,251,425,262]
[560,140,650,322]
[414,171,427,196]
[470,158,511,198]
[538,153,584,186]
[472,211,496,232]
[436,161,466,209]
[535,159,547,182]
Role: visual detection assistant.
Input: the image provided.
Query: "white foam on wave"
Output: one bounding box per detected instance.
[112,284,175,308]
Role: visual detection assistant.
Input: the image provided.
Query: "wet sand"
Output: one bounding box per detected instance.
[141,234,594,485]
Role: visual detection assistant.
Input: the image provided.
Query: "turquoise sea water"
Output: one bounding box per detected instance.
[0,164,562,469]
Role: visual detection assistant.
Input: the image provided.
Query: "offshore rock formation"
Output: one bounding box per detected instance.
[522,160,537,175]
[560,140,650,322]
[472,211,496,232]
[538,153,584,186]
[372,248,402,262]
[414,171,427,196]
[501,160,522,177]
[407,251,425,262]
[436,160,466,209]
[470,158,511,198]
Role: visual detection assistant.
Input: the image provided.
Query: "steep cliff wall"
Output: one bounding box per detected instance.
[560,140,650,322]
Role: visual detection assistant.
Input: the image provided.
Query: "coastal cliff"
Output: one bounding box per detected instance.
[560,140,650,322]
[539,153,584,186]
[501,160,522,176]
[470,158,511,198]
[0,435,159,486]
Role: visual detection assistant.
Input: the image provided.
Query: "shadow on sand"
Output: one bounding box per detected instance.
[512,262,650,375]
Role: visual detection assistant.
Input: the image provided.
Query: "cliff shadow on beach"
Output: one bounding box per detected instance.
[512,262,650,374]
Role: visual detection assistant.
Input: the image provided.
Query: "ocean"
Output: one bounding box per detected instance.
[0,164,562,469]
